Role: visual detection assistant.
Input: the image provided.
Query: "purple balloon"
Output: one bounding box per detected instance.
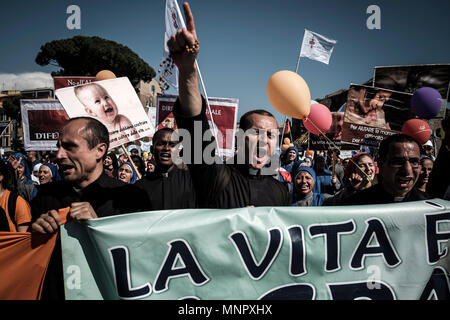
[411,87,442,119]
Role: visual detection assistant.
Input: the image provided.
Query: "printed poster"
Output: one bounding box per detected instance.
[373,64,450,118]
[55,77,154,149]
[341,84,415,147]
[20,99,69,151]
[156,94,239,158]
[53,76,96,91]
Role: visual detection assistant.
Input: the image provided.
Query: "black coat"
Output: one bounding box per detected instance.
[31,172,152,300]
[174,98,290,209]
[341,183,430,206]
[427,143,450,199]
[135,166,197,210]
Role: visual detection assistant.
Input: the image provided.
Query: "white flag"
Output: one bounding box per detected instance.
[161,0,186,89]
[299,29,337,65]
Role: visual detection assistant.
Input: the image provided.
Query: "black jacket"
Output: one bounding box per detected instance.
[31,172,152,300]
[427,143,450,199]
[174,98,290,209]
[341,183,430,206]
[135,166,197,210]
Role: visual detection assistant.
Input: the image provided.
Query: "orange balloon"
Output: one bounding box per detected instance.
[267,70,311,119]
[281,144,290,151]
[96,70,116,81]
[283,138,291,144]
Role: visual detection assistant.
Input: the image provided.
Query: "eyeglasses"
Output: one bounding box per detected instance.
[388,157,420,169]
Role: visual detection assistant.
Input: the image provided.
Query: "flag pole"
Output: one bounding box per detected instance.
[195,60,222,159]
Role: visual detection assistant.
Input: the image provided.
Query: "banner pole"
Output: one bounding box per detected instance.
[121,145,142,180]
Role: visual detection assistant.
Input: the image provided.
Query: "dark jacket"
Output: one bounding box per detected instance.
[31,172,152,300]
[341,183,430,206]
[174,98,290,209]
[135,166,197,210]
[427,143,450,199]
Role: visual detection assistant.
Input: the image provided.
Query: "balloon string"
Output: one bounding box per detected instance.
[306,118,373,184]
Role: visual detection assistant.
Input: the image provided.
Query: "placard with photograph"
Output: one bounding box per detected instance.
[55,77,154,149]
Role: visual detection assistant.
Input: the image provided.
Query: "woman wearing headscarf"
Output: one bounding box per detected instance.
[291,166,324,207]
[32,163,42,185]
[8,153,34,202]
[324,152,377,206]
[39,163,61,185]
[104,152,119,178]
[281,146,300,175]
[117,162,138,184]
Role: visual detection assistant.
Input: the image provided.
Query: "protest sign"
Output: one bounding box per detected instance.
[373,64,450,118]
[156,94,239,158]
[53,76,96,91]
[62,199,450,300]
[308,111,358,150]
[0,121,11,137]
[55,77,154,149]
[20,99,69,151]
[341,84,415,147]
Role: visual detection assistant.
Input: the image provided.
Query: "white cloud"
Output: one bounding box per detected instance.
[0,72,53,91]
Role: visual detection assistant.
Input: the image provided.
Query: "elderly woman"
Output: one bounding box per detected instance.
[117,162,138,184]
[39,163,61,185]
[291,166,324,207]
[324,152,377,206]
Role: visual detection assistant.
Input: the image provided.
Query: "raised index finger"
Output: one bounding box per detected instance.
[183,2,197,38]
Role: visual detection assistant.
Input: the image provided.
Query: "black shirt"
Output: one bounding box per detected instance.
[174,98,290,209]
[135,166,197,210]
[31,172,152,300]
[341,183,430,206]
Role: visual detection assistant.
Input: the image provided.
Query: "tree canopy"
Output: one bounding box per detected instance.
[2,95,21,122]
[35,36,155,87]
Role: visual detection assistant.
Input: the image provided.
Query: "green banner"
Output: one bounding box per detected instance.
[61,199,450,300]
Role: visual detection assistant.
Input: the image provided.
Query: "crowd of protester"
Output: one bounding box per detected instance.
[0,2,449,300]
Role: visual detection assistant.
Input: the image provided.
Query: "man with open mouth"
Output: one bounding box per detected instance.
[167,2,290,209]
[30,117,151,299]
[135,127,197,210]
[342,134,430,205]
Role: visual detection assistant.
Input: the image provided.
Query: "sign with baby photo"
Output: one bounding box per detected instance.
[341,84,415,148]
[55,77,154,149]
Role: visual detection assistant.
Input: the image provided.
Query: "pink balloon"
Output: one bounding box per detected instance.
[302,104,332,135]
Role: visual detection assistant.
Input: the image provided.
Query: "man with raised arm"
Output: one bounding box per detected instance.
[168,2,290,208]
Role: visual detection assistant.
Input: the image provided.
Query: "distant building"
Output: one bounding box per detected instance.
[0,91,20,151]
[0,88,53,152]
[136,78,163,114]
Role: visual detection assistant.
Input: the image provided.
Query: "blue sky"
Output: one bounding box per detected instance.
[1,0,449,123]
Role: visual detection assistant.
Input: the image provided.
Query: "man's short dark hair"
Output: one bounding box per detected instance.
[378,134,421,161]
[239,110,278,131]
[65,117,110,152]
[153,127,177,144]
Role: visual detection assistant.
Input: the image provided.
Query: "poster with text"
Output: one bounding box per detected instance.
[156,94,239,158]
[373,64,450,118]
[341,84,415,147]
[55,77,154,149]
[53,76,96,91]
[309,111,358,150]
[20,99,69,151]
